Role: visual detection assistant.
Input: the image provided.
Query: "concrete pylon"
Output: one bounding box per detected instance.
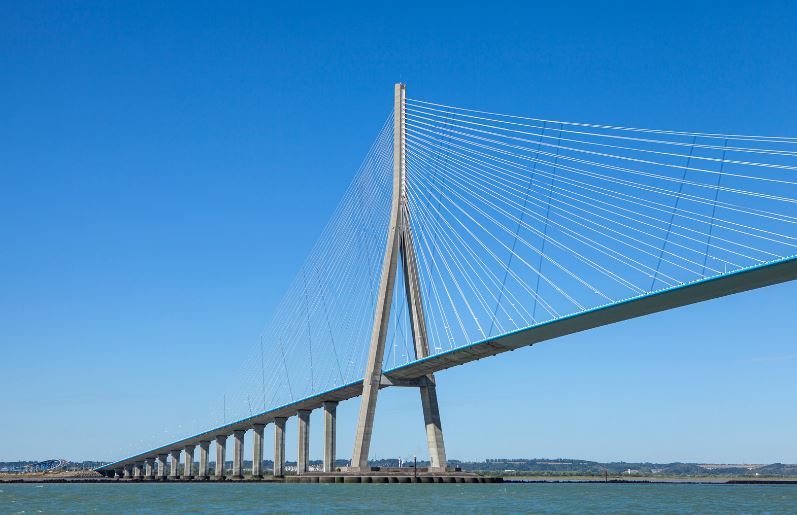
[215,435,226,480]
[232,430,245,479]
[350,83,448,471]
[168,450,180,479]
[273,417,286,476]
[323,401,337,472]
[183,445,195,479]
[198,440,210,479]
[133,462,143,479]
[252,423,265,478]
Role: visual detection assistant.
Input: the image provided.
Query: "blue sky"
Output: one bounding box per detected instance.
[1,1,796,464]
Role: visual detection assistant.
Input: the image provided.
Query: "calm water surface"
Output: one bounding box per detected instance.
[1,482,796,514]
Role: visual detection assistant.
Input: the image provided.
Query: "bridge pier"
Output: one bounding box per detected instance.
[144,458,154,479]
[273,417,286,476]
[297,410,310,474]
[183,445,194,479]
[132,462,142,480]
[156,454,168,480]
[198,440,210,479]
[323,401,337,472]
[215,435,226,480]
[123,465,132,479]
[252,423,265,478]
[232,430,245,479]
[168,450,180,479]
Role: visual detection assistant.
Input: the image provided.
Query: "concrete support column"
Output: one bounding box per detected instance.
[252,424,265,478]
[114,469,123,479]
[297,410,310,475]
[323,401,338,472]
[169,450,180,479]
[156,454,168,480]
[123,465,132,479]
[183,445,195,479]
[132,462,142,479]
[273,417,286,477]
[198,440,210,479]
[144,458,154,479]
[215,435,226,479]
[232,430,245,479]
[420,381,447,470]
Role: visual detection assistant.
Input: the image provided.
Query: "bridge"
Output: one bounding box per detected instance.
[97,84,797,480]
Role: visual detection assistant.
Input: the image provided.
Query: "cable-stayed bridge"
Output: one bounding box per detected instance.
[98,84,797,479]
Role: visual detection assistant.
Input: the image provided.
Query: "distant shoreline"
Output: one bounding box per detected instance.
[3,476,797,485]
[505,477,797,485]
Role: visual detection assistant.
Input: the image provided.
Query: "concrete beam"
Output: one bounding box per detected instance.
[215,435,226,480]
[232,430,245,479]
[323,401,337,472]
[198,440,210,479]
[183,445,195,479]
[252,423,265,478]
[273,417,286,477]
[379,375,434,388]
[297,410,310,475]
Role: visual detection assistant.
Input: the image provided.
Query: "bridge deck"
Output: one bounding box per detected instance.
[98,255,797,471]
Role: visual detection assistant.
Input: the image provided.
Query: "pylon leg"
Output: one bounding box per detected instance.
[420,380,447,470]
[351,84,405,470]
[401,206,448,470]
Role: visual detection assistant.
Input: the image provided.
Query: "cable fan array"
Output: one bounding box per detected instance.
[403,98,797,354]
[178,97,797,438]
[218,115,394,426]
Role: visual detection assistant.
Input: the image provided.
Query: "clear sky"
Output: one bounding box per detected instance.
[1,1,796,464]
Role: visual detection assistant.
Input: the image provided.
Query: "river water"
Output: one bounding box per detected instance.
[1,482,796,513]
